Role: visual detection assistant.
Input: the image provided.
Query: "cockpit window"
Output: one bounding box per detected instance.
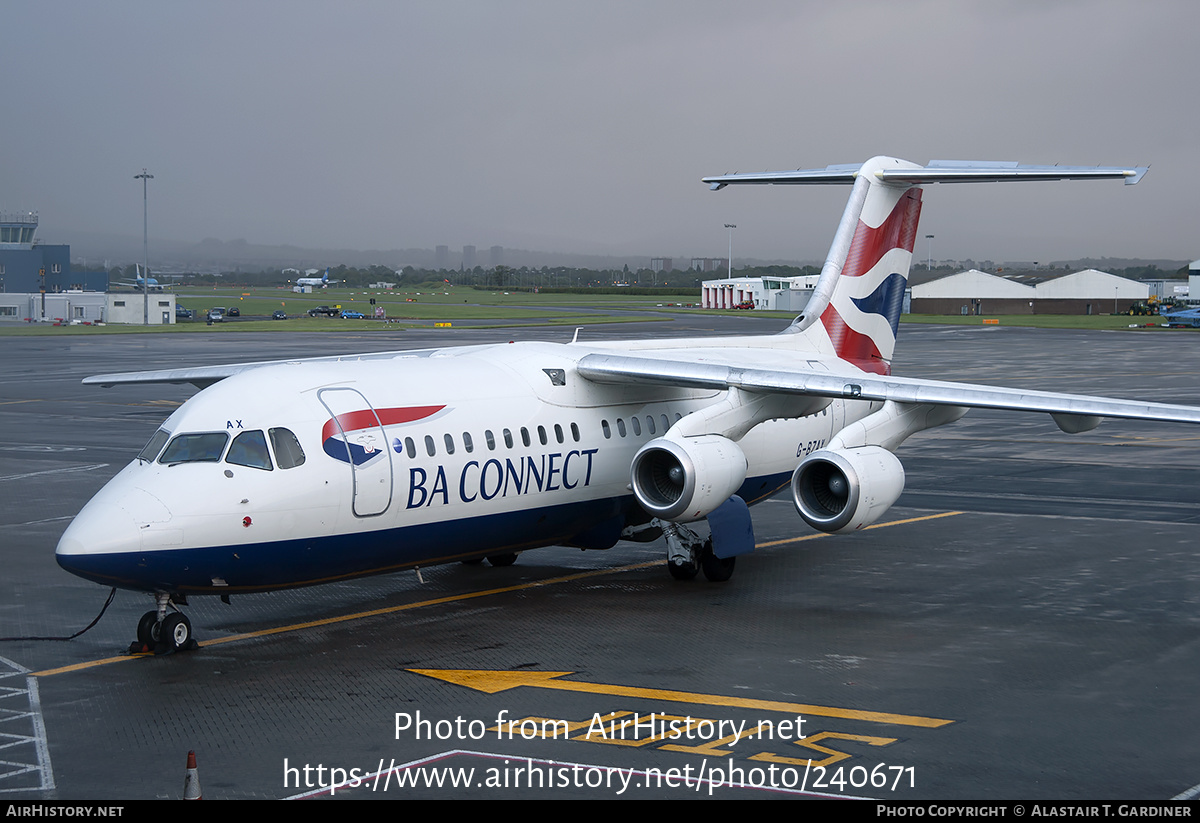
[269,427,306,469]
[138,429,170,463]
[226,430,273,471]
[159,433,229,465]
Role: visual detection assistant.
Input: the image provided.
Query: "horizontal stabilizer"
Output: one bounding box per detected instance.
[704,160,1147,189]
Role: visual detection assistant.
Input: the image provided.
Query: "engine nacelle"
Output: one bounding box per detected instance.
[631,435,747,522]
[791,446,905,533]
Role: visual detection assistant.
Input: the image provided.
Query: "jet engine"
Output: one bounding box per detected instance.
[791,446,905,533]
[631,435,747,522]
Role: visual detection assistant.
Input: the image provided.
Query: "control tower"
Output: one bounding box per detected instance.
[0,211,38,246]
[0,211,73,292]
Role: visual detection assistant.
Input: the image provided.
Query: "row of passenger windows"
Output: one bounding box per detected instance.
[396,412,684,459]
[139,428,306,471]
[396,421,583,459]
[602,412,682,440]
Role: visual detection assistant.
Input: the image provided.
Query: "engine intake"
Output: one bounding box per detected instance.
[631,435,747,522]
[791,446,905,533]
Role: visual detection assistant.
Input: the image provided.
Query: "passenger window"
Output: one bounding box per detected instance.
[571,422,580,442]
[660,414,670,432]
[138,429,170,463]
[227,430,273,471]
[646,415,656,435]
[444,433,455,455]
[520,427,531,447]
[159,432,228,465]
[503,429,514,448]
[554,424,564,444]
[463,432,474,453]
[485,430,496,450]
[616,419,626,437]
[631,417,641,436]
[425,435,436,457]
[405,437,416,459]
[601,420,611,439]
[537,425,548,446]
[269,428,306,469]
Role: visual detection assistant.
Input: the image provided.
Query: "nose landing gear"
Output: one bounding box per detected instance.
[131,592,198,654]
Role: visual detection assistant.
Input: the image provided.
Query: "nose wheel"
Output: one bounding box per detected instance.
[131,593,198,654]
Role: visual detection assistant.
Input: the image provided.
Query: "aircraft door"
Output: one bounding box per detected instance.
[318,387,394,517]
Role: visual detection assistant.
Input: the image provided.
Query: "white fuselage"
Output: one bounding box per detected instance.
[55,335,862,595]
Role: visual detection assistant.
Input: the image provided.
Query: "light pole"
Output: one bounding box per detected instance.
[725,223,736,279]
[134,169,154,325]
[925,234,934,270]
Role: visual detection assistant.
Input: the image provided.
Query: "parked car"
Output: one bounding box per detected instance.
[175,305,194,320]
[341,310,366,319]
[308,306,340,317]
[272,310,288,320]
[227,306,240,317]
[207,308,226,322]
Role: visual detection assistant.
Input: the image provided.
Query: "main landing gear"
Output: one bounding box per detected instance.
[657,520,735,583]
[132,592,198,654]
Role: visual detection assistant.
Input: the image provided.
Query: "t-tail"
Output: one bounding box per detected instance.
[703,157,1147,375]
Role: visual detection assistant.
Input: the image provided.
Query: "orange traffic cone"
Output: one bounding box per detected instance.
[183,750,202,800]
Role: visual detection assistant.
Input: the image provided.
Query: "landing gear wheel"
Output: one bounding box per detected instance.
[700,539,736,583]
[667,559,699,581]
[487,553,518,567]
[136,610,161,649]
[159,613,194,652]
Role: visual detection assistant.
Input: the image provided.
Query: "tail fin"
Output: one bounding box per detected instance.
[703,157,1147,375]
[811,158,922,374]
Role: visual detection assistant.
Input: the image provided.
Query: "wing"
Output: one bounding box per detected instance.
[575,351,1200,430]
[82,348,446,389]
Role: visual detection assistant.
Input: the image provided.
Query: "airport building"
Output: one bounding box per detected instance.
[0,211,173,324]
[0,291,176,324]
[910,268,1150,315]
[701,273,820,311]
[0,212,76,293]
[701,267,1159,315]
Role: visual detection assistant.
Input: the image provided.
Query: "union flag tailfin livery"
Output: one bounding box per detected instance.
[57,156,1182,653]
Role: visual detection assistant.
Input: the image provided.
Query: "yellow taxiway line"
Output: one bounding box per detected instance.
[409,668,953,728]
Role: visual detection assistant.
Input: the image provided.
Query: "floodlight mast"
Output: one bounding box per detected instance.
[134,169,154,325]
[724,223,736,280]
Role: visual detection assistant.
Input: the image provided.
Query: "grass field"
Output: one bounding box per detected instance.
[0,282,1188,336]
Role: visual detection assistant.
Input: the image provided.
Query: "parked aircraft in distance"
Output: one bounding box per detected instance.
[296,269,335,288]
[57,156,1200,653]
[114,264,163,291]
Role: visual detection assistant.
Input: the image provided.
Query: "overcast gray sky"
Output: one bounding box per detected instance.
[4,0,1198,265]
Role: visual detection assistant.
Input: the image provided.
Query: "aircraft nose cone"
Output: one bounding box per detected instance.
[56,484,172,585]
